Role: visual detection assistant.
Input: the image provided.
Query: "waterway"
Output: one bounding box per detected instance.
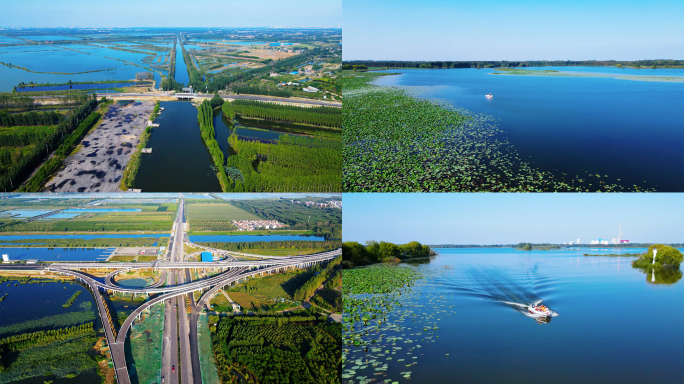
[343,247,684,384]
[174,41,190,85]
[134,101,222,192]
[374,68,684,191]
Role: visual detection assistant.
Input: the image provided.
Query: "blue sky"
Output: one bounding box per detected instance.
[343,0,684,61]
[0,0,342,28]
[342,193,683,245]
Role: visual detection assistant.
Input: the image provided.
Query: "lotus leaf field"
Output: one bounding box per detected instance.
[342,71,645,192]
[343,264,453,383]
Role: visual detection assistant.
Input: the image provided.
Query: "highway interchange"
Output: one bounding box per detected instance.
[0,197,340,384]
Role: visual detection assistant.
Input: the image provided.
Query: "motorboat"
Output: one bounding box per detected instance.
[527,303,558,318]
[485,93,493,98]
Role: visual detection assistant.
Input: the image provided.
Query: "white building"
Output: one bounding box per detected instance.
[1,254,9,262]
[303,86,319,93]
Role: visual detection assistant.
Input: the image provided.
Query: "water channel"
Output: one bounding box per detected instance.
[134,101,222,192]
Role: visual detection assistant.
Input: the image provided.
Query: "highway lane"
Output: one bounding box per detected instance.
[161,270,179,384]
[0,250,340,296]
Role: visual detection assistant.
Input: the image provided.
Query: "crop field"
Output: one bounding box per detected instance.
[186,202,261,221]
[342,71,642,192]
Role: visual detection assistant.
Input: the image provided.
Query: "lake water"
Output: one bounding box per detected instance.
[0,280,97,329]
[0,247,114,261]
[189,234,325,243]
[343,248,684,384]
[134,101,222,192]
[16,81,139,92]
[375,68,684,191]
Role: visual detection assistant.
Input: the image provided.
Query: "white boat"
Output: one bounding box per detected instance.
[527,303,558,318]
[485,93,493,98]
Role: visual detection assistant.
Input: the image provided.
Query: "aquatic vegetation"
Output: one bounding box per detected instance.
[0,327,98,383]
[343,264,453,383]
[0,304,95,338]
[492,68,684,82]
[62,290,82,308]
[343,264,422,295]
[342,72,648,192]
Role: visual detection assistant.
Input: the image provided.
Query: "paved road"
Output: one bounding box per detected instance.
[93,93,341,107]
[29,93,341,107]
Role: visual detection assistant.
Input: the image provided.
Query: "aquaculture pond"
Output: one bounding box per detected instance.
[0,43,164,92]
[373,68,684,191]
[134,101,222,192]
[188,234,325,243]
[342,248,684,384]
[0,247,114,261]
[0,234,168,240]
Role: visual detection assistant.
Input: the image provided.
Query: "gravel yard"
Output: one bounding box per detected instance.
[44,101,154,192]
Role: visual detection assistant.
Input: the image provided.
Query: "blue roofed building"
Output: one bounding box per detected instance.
[201,252,213,262]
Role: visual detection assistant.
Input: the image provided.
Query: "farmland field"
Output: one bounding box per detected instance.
[186,202,262,221]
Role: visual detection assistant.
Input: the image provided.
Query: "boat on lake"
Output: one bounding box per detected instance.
[485,93,493,98]
[527,303,558,317]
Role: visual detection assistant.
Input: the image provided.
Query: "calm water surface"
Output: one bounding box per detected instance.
[375,68,684,191]
[0,247,114,261]
[134,101,221,192]
[344,248,684,384]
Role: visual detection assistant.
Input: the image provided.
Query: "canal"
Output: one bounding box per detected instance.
[134,101,222,192]
[174,39,190,85]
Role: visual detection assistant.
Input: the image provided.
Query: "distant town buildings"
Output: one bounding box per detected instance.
[289,200,341,209]
[232,220,287,231]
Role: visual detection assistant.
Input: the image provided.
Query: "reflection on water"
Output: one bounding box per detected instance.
[640,267,683,285]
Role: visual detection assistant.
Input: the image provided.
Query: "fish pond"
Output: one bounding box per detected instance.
[0,247,114,261]
[342,248,684,384]
[373,68,684,191]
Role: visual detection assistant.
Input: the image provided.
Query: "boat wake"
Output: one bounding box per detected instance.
[469,268,558,321]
